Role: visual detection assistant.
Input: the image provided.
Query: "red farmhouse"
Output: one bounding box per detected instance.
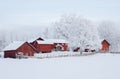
[101,39,110,52]
[30,38,68,53]
[4,41,37,58]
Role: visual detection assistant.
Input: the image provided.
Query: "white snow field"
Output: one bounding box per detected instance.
[0,53,120,79]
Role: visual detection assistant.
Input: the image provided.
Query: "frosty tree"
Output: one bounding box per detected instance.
[54,14,101,51]
[0,31,7,51]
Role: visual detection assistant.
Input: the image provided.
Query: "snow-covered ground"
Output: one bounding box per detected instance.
[0,53,120,79]
[0,52,4,58]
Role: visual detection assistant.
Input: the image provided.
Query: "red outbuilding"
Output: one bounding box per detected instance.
[30,38,68,53]
[101,39,110,52]
[4,41,37,58]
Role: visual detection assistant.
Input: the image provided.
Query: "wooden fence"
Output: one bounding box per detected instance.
[34,52,97,59]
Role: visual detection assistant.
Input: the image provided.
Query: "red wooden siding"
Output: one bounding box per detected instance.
[4,42,35,58]
[4,50,17,58]
[30,41,68,53]
[101,40,110,52]
[17,42,35,56]
[36,44,53,53]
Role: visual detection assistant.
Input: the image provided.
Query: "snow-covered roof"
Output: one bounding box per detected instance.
[3,41,25,51]
[45,39,68,43]
[37,40,53,44]
[28,37,44,43]
[102,39,110,45]
[37,39,68,44]
[28,38,36,43]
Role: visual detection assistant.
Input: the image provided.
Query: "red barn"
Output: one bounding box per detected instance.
[4,41,37,58]
[101,40,110,52]
[46,39,68,51]
[30,38,68,53]
[31,40,54,53]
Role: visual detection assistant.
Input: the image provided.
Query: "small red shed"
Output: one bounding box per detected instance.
[4,41,37,58]
[101,39,110,52]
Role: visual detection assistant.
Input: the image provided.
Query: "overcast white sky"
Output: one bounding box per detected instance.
[0,0,120,29]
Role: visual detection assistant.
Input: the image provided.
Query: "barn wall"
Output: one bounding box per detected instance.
[63,44,68,51]
[4,50,17,58]
[30,41,38,48]
[101,41,109,51]
[37,44,53,53]
[17,42,34,56]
